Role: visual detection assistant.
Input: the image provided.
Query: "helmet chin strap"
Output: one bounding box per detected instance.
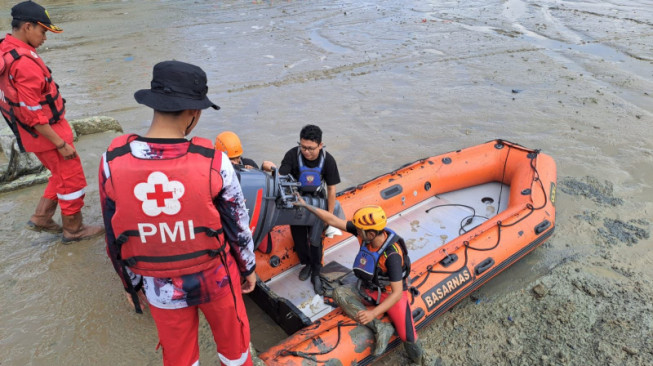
[361,230,372,244]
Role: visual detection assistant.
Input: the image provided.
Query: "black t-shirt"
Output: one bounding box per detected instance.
[346,222,403,283]
[278,146,341,191]
[238,157,259,169]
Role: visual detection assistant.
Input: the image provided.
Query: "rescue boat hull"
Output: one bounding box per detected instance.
[253,139,557,365]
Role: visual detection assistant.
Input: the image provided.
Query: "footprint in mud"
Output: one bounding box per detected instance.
[559,176,624,206]
[598,218,650,246]
[563,176,650,247]
[576,211,650,247]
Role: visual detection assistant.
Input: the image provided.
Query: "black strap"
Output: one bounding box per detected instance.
[105,142,133,162]
[0,112,26,152]
[118,226,225,266]
[44,94,61,123]
[38,88,60,106]
[49,104,65,125]
[8,49,20,60]
[40,90,64,125]
[194,226,224,237]
[115,230,140,246]
[187,143,214,158]
[5,99,20,107]
[123,247,225,267]
[0,104,38,150]
[120,264,142,314]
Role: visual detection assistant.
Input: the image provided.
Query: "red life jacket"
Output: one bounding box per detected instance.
[105,134,227,278]
[0,39,65,151]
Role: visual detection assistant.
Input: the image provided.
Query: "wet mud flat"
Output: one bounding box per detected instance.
[0,0,652,365]
[378,175,653,366]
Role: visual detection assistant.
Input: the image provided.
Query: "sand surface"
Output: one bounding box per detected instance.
[0,0,651,365]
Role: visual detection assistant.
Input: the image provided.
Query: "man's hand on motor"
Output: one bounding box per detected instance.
[293,193,307,207]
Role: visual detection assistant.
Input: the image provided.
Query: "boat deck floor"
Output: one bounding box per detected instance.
[266,182,509,322]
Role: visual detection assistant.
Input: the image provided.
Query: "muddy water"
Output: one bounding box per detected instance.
[0,0,651,365]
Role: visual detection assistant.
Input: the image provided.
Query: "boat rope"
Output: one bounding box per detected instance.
[412,144,549,291]
[425,203,491,236]
[496,142,511,212]
[277,321,358,362]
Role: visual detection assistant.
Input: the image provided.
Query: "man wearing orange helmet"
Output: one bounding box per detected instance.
[215,131,275,172]
[294,196,431,365]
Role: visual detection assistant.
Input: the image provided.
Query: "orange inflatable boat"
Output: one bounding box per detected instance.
[245,139,556,365]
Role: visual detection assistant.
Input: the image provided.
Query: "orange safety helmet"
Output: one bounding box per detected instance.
[352,205,387,232]
[215,131,243,159]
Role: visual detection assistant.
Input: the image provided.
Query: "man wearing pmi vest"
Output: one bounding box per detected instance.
[98,60,259,366]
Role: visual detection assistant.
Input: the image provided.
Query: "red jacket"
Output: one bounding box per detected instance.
[0,34,71,152]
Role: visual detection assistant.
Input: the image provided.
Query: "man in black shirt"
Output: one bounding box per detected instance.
[278,125,340,294]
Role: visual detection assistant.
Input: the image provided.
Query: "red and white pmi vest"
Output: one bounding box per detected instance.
[104,134,227,278]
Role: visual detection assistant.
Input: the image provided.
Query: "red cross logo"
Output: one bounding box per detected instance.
[134,172,185,217]
[146,184,173,207]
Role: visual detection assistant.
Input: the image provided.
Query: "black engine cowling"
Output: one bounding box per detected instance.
[235,166,342,249]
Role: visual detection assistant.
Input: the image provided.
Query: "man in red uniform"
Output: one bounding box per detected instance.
[99,60,260,366]
[0,1,103,242]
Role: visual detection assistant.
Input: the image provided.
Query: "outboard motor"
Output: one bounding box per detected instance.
[235,166,342,249]
[236,166,345,335]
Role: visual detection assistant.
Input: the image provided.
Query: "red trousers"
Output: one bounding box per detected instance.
[34,147,87,215]
[149,275,253,366]
[364,288,417,343]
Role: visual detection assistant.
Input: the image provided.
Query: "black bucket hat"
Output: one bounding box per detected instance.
[134,60,220,112]
[11,1,63,33]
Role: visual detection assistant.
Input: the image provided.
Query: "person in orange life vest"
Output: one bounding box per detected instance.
[215,131,276,172]
[293,196,431,364]
[98,61,259,366]
[0,1,103,242]
[278,124,340,295]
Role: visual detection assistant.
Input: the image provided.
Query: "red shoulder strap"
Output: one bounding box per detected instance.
[189,136,222,172]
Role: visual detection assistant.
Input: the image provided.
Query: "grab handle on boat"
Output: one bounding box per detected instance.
[380,184,403,199]
[439,253,458,268]
[534,220,551,235]
[475,257,495,275]
[412,307,425,323]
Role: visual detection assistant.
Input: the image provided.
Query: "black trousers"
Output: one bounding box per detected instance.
[290,225,323,273]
